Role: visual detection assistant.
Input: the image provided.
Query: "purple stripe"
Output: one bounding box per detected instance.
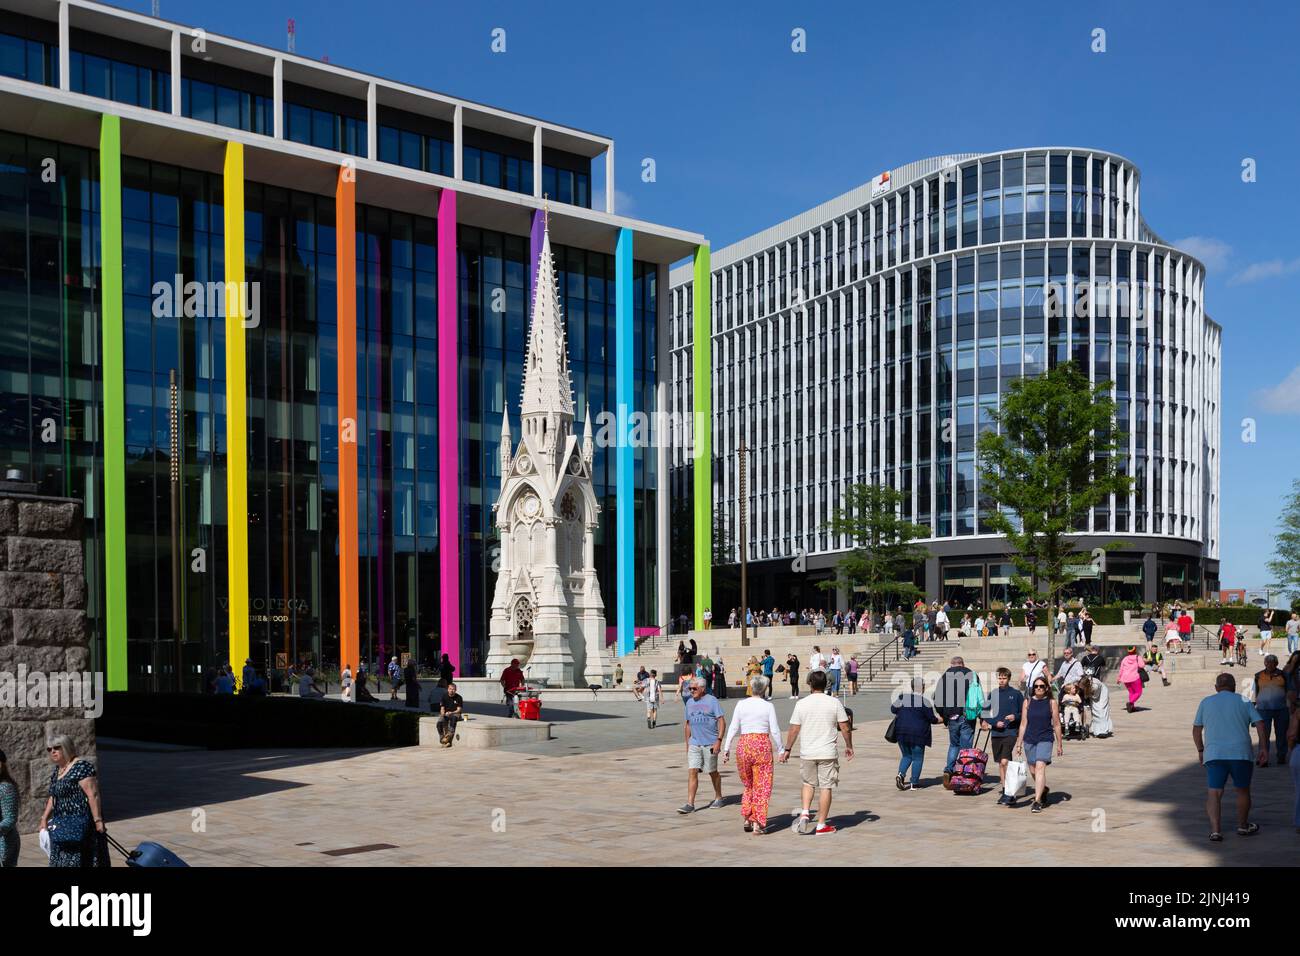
[437,189,460,675]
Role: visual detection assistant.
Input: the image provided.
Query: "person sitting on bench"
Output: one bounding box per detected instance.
[437,683,465,747]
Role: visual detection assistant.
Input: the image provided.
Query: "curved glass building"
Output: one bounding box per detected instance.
[668,149,1221,615]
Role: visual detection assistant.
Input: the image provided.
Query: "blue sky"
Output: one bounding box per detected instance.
[138,0,1300,587]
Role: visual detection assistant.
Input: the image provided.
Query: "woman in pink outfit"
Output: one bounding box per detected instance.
[1116,646,1148,713]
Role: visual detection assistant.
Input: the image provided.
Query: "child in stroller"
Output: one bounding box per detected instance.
[1059,682,1089,740]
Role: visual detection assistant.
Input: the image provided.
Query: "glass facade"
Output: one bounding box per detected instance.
[1,127,659,686]
[670,149,1220,603]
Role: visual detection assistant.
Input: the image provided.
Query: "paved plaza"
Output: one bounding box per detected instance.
[16,673,1300,867]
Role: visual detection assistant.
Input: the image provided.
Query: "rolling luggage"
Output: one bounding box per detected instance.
[105,832,189,868]
[950,727,989,795]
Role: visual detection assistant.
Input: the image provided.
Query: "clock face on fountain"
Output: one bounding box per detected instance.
[517,493,541,522]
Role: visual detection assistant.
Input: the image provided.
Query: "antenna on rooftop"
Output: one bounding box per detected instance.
[287,18,296,53]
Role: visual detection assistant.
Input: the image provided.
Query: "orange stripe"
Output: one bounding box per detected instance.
[337,167,359,673]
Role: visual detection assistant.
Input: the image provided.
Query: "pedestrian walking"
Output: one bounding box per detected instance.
[1219,620,1238,665]
[1014,675,1063,813]
[1080,675,1113,737]
[39,735,105,867]
[1254,655,1290,765]
[678,677,726,814]
[891,677,942,790]
[722,676,785,834]
[644,669,662,728]
[1020,649,1047,693]
[404,658,420,708]
[1117,646,1148,712]
[1288,706,1300,834]
[0,748,19,867]
[935,656,979,789]
[437,653,455,687]
[828,647,844,698]
[847,655,859,695]
[1287,613,1300,657]
[1193,673,1268,842]
[760,649,776,699]
[340,663,354,703]
[786,652,801,699]
[780,671,853,834]
[982,667,1025,805]
[388,656,403,699]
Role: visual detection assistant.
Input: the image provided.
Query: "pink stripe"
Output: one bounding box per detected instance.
[438,189,459,675]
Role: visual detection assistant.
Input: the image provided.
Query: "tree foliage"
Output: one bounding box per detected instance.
[977,362,1133,611]
[822,483,930,612]
[1267,478,1300,601]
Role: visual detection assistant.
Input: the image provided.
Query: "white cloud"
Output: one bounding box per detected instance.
[1255,364,1300,415]
[1229,257,1300,286]
[593,189,636,215]
[1172,236,1231,271]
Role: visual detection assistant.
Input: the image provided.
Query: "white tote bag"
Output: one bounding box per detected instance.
[1003,759,1029,798]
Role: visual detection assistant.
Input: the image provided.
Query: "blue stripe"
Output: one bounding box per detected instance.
[615,228,634,657]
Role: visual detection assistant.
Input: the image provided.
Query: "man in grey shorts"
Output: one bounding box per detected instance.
[678,677,726,814]
[780,670,854,834]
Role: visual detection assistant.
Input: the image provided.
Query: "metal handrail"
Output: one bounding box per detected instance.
[858,633,903,682]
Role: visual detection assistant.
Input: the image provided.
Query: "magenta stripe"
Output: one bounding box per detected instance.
[438,189,460,675]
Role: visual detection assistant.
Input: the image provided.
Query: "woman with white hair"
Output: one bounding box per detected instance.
[38,734,104,867]
[722,675,785,834]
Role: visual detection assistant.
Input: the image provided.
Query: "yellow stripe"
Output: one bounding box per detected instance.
[223,142,249,673]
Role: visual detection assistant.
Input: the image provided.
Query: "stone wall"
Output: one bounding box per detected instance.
[0,489,93,833]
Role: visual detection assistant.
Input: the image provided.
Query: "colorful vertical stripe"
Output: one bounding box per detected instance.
[437,189,460,675]
[99,114,127,691]
[692,244,711,629]
[615,228,634,656]
[336,167,359,674]
[222,142,250,673]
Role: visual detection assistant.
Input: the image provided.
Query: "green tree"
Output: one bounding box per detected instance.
[822,483,930,613]
[977,362,1132,659]
[1267,478,1300,602]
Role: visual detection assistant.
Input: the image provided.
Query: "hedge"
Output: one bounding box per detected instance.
[1188,607,1292,627]
[97,693,423,749]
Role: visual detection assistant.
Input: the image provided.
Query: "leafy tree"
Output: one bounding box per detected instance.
[977,362,1132,659]
[1267,478,1300,602]
[821,483,930,613]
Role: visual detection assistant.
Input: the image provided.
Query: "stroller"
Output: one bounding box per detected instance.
[1059,685,1089,741]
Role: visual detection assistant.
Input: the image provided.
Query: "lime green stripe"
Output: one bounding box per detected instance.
[692,244,711,629]
[99,114,127,691]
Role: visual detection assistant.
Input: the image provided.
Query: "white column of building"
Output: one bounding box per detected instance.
[366,82,377,161]
[273,58,283,139]
[1127,246,1138,525]
[453,104,463,180]
[910,264,919,523]
[1160,252,1171,536]
[1087,238,1097,533]
[1145,248,1156,536]
[58,0,69,91]
[169,31,181,116]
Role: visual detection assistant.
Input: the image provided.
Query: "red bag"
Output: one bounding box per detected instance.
[950,728,989,795]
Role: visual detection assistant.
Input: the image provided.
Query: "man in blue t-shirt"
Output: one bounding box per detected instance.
[678,677,726,815]
[1192,673,1267,841]
[760,650,776,700]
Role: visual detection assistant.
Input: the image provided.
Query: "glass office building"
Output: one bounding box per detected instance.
[669,150,1220,615]
[0,0,702,691]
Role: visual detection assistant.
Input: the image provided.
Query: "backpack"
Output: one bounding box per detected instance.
[963,675,984,721]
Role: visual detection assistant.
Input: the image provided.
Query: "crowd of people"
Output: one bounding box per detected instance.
[655,600,1300,838]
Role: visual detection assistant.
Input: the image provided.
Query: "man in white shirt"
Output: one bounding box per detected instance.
[809,646,826,674]
[1021,649,1047,692]
[1053,646,1083,690]
[779,670,853,835]
[936,607,950,642]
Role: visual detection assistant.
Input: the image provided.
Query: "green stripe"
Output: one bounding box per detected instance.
[692,244,711,629]
[99,114,127,692]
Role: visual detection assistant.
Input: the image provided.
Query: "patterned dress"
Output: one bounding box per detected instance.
[48,761,100,868]
[0,780,19,867]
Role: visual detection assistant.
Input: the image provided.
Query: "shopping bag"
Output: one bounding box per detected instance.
[1004,759,1028,798]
